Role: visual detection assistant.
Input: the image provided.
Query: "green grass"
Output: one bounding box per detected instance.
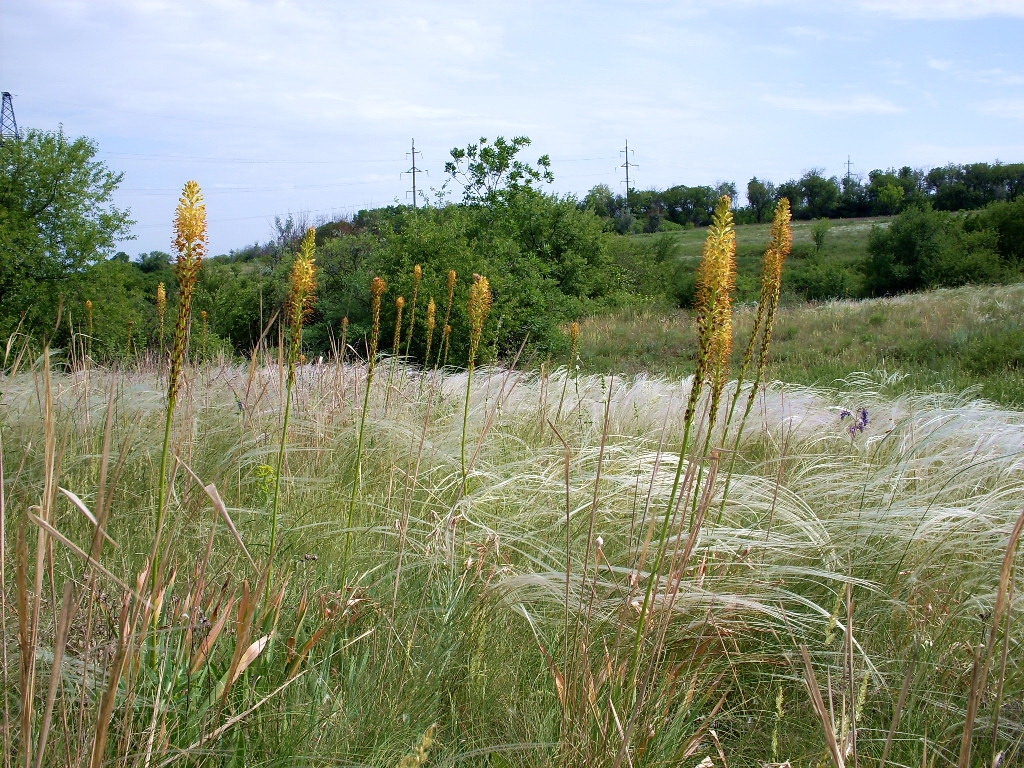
[637,214,889,263]
[579,282,1024,407]
[3,341,1024,766]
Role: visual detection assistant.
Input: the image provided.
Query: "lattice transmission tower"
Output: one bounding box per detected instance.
[1,92,20,143]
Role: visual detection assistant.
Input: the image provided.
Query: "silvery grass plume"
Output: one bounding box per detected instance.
[4,348,1024,765]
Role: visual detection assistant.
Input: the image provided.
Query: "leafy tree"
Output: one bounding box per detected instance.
[798,169,841,219]
[583,184,615,218]
[746,177,776,223]
[0,128,133,337]
[444,136,553,203]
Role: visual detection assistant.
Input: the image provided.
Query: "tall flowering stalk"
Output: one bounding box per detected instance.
[726,197,792,425]
[340,316,349,361]
[156,282,167,363]
[384,296,405,411]
[405,264,423,358]
[556,322,581,420]
[154,180,206,575]
[715,198,792,524]
[628,195,736,685]
[341,276,387,587]
[461,275,492,490]
[439,270,456,366]
[85,299,94,361]
[441,325,452,368]
[269,227,317,568]
[424,297,437,368]
[419,297,437,397]
[751,198,792,392]
[693,195,737,435]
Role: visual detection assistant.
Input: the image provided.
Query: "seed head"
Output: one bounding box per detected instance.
[201,310,208,322]
[342,316,349,330]
[414,264,423,282]
[85,299,93,317]
[396,296,406,310]
[447,270,457,291]
[371,276,387,299]
[444,324,452,337]
[156,283,167,321]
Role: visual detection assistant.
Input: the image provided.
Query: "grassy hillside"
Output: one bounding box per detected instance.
[579,283,1024,406]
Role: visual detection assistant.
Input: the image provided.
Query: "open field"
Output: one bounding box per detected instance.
[638,215,891,263]
[2,352,1023,766]
[579,283,1024,407]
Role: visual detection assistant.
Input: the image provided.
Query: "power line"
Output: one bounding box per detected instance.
[403,138,425,208]
[619,140,637,193]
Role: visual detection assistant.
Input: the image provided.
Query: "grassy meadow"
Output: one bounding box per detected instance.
[3,347,1024,766]
[3,192,1024,768]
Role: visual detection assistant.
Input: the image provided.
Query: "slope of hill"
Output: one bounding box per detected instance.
[579,283,1024,406]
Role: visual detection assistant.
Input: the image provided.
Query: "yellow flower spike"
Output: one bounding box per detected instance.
[695,195,737,395]
[426,298,437,333]
[156,283,167,322]
[755,198,793,372]
[288,228,318,334]
[467,274,493,368]
[169,180,207,406]
[369,277,388,366]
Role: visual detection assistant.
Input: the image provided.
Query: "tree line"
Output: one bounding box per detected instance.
[584,161,1024,233]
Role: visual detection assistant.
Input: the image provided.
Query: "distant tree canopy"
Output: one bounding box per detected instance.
[582,161,1024,233]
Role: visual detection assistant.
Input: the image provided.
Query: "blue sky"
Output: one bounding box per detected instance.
[4,0,1023,255]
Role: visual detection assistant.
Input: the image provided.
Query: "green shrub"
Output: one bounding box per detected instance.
[863,204,1005,295]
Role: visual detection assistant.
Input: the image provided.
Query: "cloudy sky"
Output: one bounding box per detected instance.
[4,0,1023,255]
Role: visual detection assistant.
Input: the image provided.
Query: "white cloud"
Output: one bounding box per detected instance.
[979,98,1024,122]
[857,0,1024,19]
[927,58,1024,85]
[762,94,905,115]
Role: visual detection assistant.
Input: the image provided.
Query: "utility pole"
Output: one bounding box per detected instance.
[0,92,19,143]
[620,140,637,194]
[404,139,424,208]
[845,155,854,182]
